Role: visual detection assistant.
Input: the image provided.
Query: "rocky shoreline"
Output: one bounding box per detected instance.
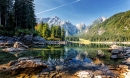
[0,34,47,46]
[0,57,116,78]
[108,45,130,60]
[1,40,130,78]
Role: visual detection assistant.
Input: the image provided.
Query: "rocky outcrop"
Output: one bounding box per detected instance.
[109,45,122,50]
[22,34,33,44]
[97,50,105,58]
[108,45,130,59]
[2,42,28,52]
[114,65,130,78]
[0,57,48,76]
[0,34,47,46]
[14,42,28,49]
[33,36,47,45]
[122,58,130,64]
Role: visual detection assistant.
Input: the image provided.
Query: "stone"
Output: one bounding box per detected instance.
[110,55,117,59]
[2,42,28,52]
[122,58,130,64]
[94,75,102,78]
[76,71,91,78]
[99,63,105,68]
[110,45,121,49]
[111,49,120,54]
[0,57,48,76]
[119,65,128,69]
[7,60,18,66]
[42,72,49,75]
[32,36,47,45]
[23,34,33,44]
[2,47,27,52]
[14,42,28,49]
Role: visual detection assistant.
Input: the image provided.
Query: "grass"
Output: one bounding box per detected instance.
[68,38,95,44]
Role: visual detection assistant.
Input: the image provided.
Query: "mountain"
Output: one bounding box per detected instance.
[76,23,86,33]
[36,17,50,24]
[85,10,130,42]
[86,17,108,31]
[76,17,107,36]
[37,16,78,36]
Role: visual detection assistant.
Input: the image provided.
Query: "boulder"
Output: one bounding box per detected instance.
[111,49,121,54]
[75,71,92,78]
[118,65,128,69]
[2,42,28,52]
[14,42,28,49]
[110,55,117,59]
[110,45,121,49]
[122,58,130,64]
[32,36,47,45]
[0,57,48,76]
[7,60,18,66]
[22,34,33,44]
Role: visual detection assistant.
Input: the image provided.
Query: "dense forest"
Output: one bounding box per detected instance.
[83,10,130,42]
[65,36,79,41]
[0,0,36,36]
[35,22,65,41]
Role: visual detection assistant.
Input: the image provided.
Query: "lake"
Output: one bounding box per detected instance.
[0,43,129,66]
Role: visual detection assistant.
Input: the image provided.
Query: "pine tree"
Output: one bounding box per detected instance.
[54,26,61,38]
[42,23,50,38]
[61,28,65,40]
[37,21,44,36]
[51,25,55,39]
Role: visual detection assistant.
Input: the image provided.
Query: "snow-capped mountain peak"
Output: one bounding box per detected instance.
[98,17,107,22]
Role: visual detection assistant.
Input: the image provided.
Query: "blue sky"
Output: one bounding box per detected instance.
[34,0,130,26]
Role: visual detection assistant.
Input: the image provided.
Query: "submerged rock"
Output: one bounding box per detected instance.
[0,57,48,76]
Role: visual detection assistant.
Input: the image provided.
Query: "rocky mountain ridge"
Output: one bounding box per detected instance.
[37,16,78,36]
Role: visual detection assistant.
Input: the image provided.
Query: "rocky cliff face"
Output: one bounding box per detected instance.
[75,17,107,36]
[76,23,86,33]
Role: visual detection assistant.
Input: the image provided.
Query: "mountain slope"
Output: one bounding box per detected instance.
[86,17,107,30]
[76,17,107,36]
[85,10,130,42]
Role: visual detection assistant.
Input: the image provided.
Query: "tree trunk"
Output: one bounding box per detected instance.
[0,0,1,25]
[0,10,1,25]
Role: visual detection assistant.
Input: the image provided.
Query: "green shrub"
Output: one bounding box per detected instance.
[0,25,15,36]
[31,29,39,36]
[15,28,39,37]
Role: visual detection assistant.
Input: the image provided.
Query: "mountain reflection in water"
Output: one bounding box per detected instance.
[0,43,130,65]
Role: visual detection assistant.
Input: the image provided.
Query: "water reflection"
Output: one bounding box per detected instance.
[0,43,130,65]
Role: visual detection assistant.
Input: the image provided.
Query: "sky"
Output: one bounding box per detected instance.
[34,0,130,26]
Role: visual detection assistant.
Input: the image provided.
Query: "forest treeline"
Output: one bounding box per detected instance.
[35,22,65,41]
[0,0,36,36]
[82,10,130,42]
[65,36,79,41]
